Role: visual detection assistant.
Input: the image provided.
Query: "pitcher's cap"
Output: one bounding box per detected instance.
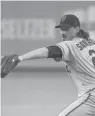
[55,14,80,29]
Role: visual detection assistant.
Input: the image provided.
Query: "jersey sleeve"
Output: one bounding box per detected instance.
[56,41,73,62]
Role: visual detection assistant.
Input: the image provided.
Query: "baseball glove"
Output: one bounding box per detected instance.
[1,54,20,78]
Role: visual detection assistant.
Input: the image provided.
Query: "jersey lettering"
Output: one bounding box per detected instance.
[76,39,89,50]
[76,43,83,50]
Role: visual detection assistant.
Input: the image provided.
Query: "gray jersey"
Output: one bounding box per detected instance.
[56,37,95,97]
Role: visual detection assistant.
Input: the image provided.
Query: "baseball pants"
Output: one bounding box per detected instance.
[58,93,95,116]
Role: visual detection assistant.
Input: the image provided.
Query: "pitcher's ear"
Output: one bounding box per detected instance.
[75,26,80,33]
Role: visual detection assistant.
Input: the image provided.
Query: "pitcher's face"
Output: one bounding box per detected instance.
[60,26,79,41]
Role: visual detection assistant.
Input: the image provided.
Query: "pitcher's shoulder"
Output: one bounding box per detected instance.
[57,37,83,47]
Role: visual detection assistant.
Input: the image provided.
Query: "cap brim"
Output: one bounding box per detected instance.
[55,25,61,28]
[55,24,72,28]
[55,25,60,28]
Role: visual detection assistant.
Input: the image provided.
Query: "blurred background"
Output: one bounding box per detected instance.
[1,1,95,116]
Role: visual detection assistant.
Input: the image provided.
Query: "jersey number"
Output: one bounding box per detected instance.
[89,50,95,67]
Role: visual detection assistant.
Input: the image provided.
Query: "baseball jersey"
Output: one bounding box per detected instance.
[56,37,95,97]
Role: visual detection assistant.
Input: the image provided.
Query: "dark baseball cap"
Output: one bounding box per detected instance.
[55,14,80,29]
